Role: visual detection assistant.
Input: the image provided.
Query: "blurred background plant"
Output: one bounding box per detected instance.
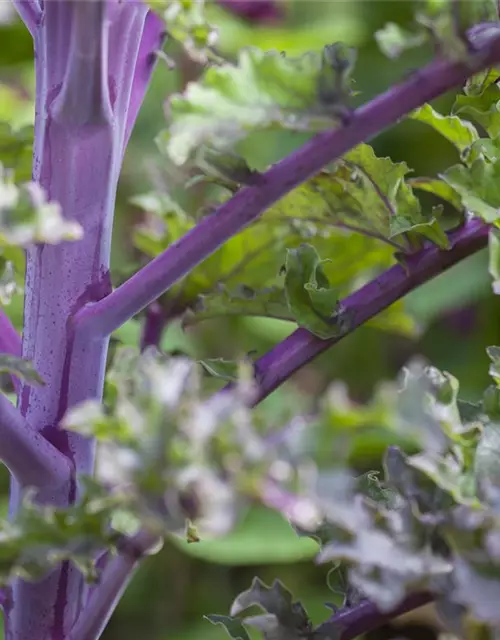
[1,1,496,638]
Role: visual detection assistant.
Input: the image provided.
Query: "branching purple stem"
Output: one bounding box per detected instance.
[68,530,160,640]
[11,0,41,36]
[73,29,500,339]
[245,217,489,404]
[0,392,71,490]
[123,12,167,149]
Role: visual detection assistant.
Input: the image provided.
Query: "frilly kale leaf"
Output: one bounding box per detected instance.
[377,1,500,63]
[158,44,356,167]
[62,347,304,541]
[150,0,218,64]
[0,478,130,585]
[208,354,500,638]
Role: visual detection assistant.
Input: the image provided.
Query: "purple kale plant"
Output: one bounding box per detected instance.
[2,1,500,639]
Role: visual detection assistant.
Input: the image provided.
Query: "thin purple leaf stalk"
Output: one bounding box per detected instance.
[8,2,164,639]
[140,301,167,350]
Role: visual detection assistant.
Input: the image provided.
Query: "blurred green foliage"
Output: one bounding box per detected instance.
[1,1,499,638]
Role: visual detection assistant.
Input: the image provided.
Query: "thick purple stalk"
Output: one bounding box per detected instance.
[248,217,489,404]
[8,3,163,639]
[73,29,500,339]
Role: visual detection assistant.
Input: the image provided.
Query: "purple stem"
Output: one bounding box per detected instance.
[123,11,166,150]
[73,29,500,340]
[68,531,160,640]
[2,12,495,640]
[0,311,21,356]
[248,218,489,404]
[11,0,41,36]
[443,304,478,336]
[84,301,166,596]
[0,310,22,394]
[7,4,161,639]
[140,302,167,351]
[218,0,282,23]
[0,391,71,490]
[328,592,435,640]
[57,20,498,640]
[0,587,12,615]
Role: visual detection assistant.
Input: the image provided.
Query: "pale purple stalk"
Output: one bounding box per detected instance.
[8,2,164,638]
[73,31,500,339]
[72,302,166,637]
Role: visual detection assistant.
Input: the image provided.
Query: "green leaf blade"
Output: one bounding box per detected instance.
[284,244,342,339]
[410,103,479,155]
[161,45,355,167]
[205,615,251,640]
